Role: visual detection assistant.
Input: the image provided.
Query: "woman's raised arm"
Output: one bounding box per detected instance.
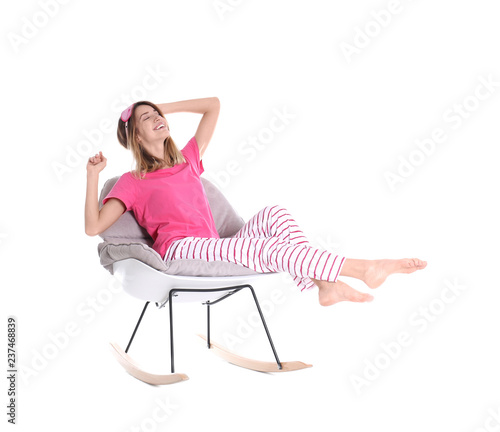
[157,97,220,158]
[84,152,126,236]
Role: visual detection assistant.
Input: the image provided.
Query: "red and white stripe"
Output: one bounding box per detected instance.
[164,205,345,291]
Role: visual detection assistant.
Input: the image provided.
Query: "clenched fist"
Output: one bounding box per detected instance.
[87,151,107,175]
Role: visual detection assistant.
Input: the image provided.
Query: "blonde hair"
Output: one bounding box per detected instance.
[117,101,185,178]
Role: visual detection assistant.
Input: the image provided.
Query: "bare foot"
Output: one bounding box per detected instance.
[363,258,427,289]
[312,278,374,307]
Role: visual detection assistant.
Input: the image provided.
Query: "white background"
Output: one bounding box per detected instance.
[2,0,500,431]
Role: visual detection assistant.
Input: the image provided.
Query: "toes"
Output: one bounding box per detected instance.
[406,258,424,268]
[358,293,374,302]
[412,258,427,268]
[352,293,373,302]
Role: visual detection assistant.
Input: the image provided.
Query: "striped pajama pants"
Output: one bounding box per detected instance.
[163,205,345,291]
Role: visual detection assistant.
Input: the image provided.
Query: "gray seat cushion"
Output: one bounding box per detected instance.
[97,176,259,277]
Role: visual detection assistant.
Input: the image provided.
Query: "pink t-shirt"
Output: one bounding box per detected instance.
[103,136,219,258]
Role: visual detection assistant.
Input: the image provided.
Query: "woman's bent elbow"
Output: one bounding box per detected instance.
[85,224,101,237]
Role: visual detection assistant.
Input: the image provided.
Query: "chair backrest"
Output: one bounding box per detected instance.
[98,176,245,245]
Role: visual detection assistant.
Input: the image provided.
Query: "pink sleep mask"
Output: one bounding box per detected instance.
[121,104,134,123]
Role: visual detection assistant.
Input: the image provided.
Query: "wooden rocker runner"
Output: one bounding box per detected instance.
[98,177,312,385]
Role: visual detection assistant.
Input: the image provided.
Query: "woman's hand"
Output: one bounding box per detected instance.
[87,151,107,175]
[157,97,220,158]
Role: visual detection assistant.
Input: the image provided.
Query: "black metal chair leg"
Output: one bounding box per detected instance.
[166,285,283,374]
[169,291,175,373]
[247,286,283,370]
[125,301,150,354]
[207,302,211,348]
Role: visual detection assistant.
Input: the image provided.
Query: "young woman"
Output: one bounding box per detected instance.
[85,97,427,306]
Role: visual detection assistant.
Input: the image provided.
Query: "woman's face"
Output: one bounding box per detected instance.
[133,104,170,145]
